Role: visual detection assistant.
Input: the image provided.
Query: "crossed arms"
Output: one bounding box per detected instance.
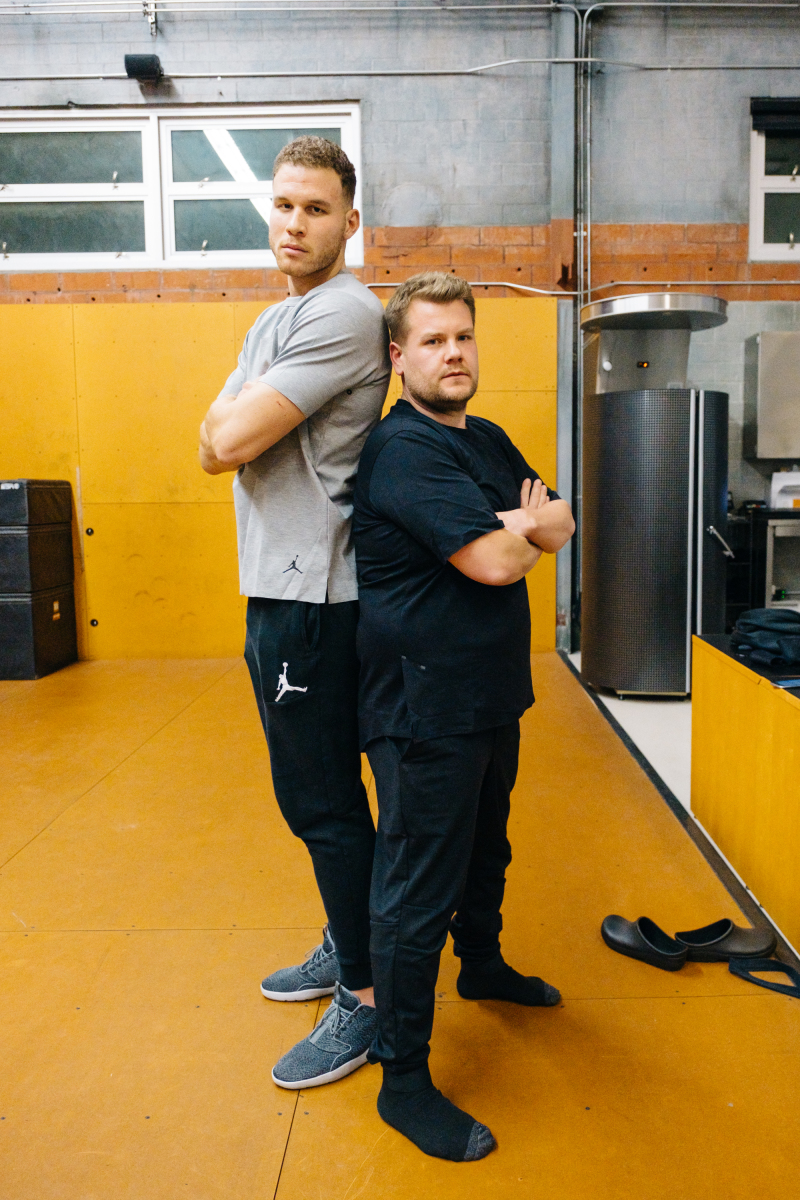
[450,477,575,587]
[199,381,304,475]
[200,389,573,587]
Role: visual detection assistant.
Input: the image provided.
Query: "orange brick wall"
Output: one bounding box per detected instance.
[592,223,800,301]
[0,223,574,304]
[3,222,800,303]
[361,221,576,295]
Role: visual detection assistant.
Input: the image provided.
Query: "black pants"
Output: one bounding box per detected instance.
[367,722,519,1071]
[245,597,375,991]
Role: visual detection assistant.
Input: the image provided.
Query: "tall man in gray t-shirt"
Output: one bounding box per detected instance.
[199,137,390,1088]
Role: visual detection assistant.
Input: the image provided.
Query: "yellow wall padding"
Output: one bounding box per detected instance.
[0,297,558,658]
[691,636,800,950]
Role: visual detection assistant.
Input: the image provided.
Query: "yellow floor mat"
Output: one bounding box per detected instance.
[1,653,797,1199]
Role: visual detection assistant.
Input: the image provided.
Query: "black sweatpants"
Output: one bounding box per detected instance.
[244,597,375,991]
[367,722,520,1071]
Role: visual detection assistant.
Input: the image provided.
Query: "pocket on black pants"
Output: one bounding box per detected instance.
[245,598,321,709]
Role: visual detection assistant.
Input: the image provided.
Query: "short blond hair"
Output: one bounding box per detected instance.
[385,272,476,344]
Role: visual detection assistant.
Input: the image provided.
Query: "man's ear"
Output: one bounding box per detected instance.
[344,208,360,239]
[388,340,405,376]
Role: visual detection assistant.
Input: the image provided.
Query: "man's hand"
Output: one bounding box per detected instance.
[497,478,575,554]
[496,477,550,538]
[199,399,239,475]
[199,380,306,475]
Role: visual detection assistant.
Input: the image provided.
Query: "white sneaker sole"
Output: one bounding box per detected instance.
[271,1049,369,1090]
[260,983,336,1001]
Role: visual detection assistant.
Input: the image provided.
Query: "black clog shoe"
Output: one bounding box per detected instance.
[674,918,777,962]
[601,915,688,972]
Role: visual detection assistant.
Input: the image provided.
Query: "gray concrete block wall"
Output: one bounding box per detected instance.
[591,9,800,224]
[0,9,554,227]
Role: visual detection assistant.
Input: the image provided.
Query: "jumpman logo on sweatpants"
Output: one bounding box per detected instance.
[283,555,303,574]
[275,662,308,702]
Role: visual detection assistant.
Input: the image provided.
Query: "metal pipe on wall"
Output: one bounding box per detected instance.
[591,279,800,290]
[1,0,798,13]
[0,57,640,82]
[0,1,573,16]
[8,55,800,81]
[0,1,562,9]
[369,281,579,295]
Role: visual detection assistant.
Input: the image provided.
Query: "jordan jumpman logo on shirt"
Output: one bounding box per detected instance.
[275,662,308,702]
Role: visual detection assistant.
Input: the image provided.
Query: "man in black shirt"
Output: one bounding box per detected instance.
[353,272,574,1161]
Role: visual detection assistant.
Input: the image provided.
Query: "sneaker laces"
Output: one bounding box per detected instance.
[300,939,330,976]
[310,988,354,1044]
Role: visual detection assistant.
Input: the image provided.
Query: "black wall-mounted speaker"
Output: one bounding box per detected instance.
[124,55,163,82]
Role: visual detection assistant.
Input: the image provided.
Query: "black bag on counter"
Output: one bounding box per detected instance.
[732,608,800,666]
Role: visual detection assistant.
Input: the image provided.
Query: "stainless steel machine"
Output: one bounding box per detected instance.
[743,331,800,613]
[580,293,730,696]
[765,517,800,612]
[744,332,800,459]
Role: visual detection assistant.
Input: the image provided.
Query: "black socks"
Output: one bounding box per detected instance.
[457,953,561,1006]
[375,956,559,1158]
[377,1065,496,1162]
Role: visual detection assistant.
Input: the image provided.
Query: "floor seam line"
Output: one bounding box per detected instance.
[433,994,776,1002]
[0,660,242,872]
[0,925,335,933]
[272,997,322,1200]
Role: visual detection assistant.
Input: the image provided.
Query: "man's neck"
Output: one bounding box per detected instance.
[403,391,468,429]
[286,249,346,297]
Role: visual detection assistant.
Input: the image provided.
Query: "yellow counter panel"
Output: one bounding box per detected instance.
[691,635,800,950]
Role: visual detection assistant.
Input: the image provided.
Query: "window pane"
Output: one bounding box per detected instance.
[172,131,233,183]
[174,199,270,251]
[765,132,800,176]
[764,193,800,243]
[0,202,145,253]
[0,132,142,184]
[171,127,340,182]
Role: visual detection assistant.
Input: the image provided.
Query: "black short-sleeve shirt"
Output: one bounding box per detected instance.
[353,398,558,746]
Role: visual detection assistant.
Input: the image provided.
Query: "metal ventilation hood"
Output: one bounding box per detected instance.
[580,293,728,395]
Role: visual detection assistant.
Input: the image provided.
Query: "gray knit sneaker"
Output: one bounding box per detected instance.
[261,926,339,1001]
[271,982,378,1090]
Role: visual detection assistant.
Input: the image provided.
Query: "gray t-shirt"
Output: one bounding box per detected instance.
[221,271,391,603]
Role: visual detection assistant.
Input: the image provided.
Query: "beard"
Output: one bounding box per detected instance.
[405,372,478,415]
[269,227,345,279]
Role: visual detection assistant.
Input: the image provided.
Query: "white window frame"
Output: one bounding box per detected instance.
[749,127,800,262]
[0,116,162,270]
[0,104,363,271]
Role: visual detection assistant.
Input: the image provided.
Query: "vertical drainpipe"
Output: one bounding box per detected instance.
[573,5,590,652]
[572,2,592,653]
[550,2,578,651]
